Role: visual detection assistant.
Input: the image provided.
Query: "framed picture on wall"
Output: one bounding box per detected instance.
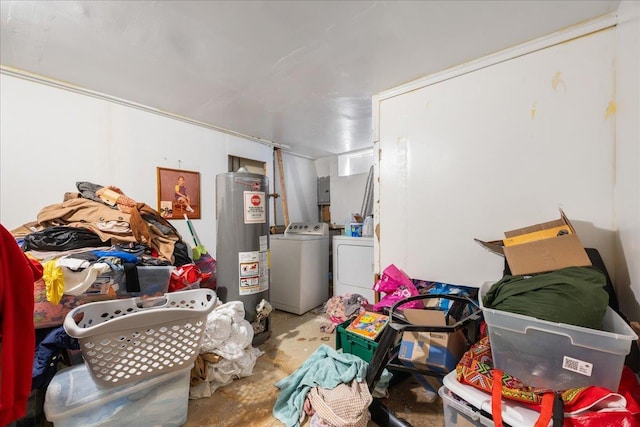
[157,167,201,219]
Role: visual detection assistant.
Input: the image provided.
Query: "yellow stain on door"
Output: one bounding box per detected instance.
[605,101,616,119]
[552,72,567,93]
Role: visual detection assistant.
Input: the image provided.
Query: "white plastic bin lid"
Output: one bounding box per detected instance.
[44,363,188,422]
[442,370,549,427]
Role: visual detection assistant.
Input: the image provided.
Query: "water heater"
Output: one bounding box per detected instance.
[216,172,270,344]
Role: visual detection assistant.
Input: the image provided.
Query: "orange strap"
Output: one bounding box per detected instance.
[534,392,555,427]
[491,369,504,427]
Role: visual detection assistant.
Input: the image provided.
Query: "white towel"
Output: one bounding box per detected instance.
[190,301,262,399]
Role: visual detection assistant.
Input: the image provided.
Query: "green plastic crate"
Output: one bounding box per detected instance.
[336,319,379,362]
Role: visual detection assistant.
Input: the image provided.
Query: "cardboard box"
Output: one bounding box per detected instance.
[475,209,591,275]
[398,309,467,373]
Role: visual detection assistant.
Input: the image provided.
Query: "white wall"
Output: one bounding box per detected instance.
[272,151,319,225]
[0,74,316,256]
[614,0,640,319]
[314,156,370,226]
[378,28,616,287]
[374,10,640,320]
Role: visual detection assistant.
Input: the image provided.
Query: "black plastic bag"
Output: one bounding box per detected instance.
[22,226,109,252]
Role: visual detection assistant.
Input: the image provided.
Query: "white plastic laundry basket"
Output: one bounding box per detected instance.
[64,288,216,387]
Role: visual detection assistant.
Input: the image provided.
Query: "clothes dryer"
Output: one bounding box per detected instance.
[270,222,329,315]
[332,235,375,302]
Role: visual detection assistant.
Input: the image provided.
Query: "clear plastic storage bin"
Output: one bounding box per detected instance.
[439,386,493,427]
[118,265,175,297]
[479,281,637,391]
[44,363,190,427]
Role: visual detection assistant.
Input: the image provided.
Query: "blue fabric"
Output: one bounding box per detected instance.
[412,279,478,312]
[32,326,79,389]
[92,250,139,264]
[272,344,368,427]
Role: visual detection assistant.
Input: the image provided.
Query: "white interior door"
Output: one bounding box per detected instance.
[377,28,616,287]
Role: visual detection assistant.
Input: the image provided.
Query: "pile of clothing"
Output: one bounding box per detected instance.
[321,294,369,333]
[12,181,197,328]
[14,181,191,265]
[482,266,609,329]
[273,345,372,427]
[189,300,263,399]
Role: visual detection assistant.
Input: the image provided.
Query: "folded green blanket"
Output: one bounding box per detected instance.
[483,266,608,330]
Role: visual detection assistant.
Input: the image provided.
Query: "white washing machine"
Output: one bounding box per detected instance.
[333,235,375,302]
[270,222,330,315]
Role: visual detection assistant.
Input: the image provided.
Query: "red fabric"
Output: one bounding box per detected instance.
[0,225,36,425]
[543,363,639,427]
[194,253,216,289]
[518,383,625,413]
[561,367,640,426]
[492,369,504,427]
[535,393,555,427]
[619,366,640,418]
[25,257,43,282]
[169,263,211,292]
[564,412,638,427]
[516,366,640,426]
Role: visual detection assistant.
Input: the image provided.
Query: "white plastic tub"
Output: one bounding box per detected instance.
[441,370,544,427]
[439,386,493,427]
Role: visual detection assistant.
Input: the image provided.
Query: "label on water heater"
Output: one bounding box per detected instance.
[259,250,269,291]
[244,191,266,224]
[239,251,267,295]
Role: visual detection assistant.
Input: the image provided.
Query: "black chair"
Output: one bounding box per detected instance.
[365,293,483,427]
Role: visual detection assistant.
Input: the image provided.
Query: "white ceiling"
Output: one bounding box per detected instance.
[0,1,620,159]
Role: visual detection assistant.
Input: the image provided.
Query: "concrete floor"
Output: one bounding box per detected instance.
[184,308,445,427]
